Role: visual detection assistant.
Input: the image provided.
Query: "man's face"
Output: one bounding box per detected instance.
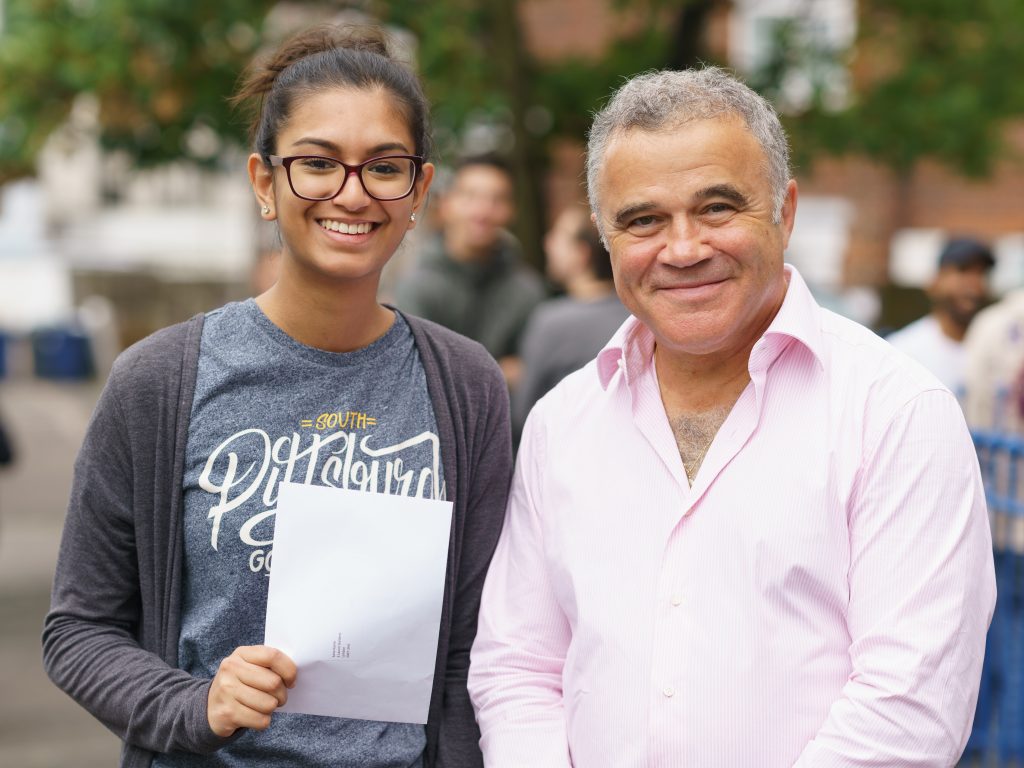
[441,164,515,252]
[930,262,990,330]
[595,117,796,360]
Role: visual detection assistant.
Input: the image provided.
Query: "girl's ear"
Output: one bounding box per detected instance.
[248,153,276,220]
[408,162,436,228]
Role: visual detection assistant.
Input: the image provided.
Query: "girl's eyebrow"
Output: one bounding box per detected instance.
[289,137,411,155]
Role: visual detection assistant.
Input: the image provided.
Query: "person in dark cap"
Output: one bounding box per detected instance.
[887,236,995,394]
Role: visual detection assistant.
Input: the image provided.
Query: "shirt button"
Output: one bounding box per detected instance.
[662,686,675,698]
[670,594,682,607]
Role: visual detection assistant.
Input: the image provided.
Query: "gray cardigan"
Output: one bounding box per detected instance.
[43,311,512,768]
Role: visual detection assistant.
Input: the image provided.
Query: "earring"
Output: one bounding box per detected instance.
[261,205,270,215]
[410,212,416,222]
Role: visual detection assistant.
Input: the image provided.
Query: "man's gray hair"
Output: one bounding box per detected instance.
[586,67,792,224]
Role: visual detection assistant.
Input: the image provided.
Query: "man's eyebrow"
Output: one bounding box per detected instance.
[695,184,749,207]
[610,185,751,227]
[611,202,657,228]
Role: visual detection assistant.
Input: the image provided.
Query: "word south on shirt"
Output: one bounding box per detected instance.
[158,301,443,768]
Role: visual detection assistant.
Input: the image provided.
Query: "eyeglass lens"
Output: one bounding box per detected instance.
[289,156,417,201]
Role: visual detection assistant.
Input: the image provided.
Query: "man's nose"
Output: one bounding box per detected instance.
[660,216,708,267]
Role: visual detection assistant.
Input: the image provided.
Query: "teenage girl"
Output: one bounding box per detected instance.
[44,25,511,768]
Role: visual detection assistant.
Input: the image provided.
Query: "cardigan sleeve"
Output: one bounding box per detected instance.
[42,343,233,756]
[436,350,513,768]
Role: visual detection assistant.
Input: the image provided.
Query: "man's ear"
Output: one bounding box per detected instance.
[779,179,798,249]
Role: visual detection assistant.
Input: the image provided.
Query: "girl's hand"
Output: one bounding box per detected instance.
[207,645,297,737]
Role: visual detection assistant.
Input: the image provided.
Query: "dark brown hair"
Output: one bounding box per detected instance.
[452,153,514,184]
[232,24,432,166]
[575,214,614,282]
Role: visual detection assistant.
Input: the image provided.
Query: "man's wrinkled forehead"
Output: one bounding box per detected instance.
[596,115,764,195]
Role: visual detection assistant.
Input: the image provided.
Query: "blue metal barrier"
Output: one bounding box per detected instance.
[30,326,93,380]
[966,428,1024,764]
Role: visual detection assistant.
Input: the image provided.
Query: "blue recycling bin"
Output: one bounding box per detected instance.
[31,326,94,380]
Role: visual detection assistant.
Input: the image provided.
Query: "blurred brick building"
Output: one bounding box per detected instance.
[519,0,1024,327]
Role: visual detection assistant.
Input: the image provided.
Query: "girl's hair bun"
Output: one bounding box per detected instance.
[232,24,391,107]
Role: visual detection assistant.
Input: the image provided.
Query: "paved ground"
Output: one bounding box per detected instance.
[0,378,121,766]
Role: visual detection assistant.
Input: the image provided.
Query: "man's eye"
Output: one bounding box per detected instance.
[703,203,735,217]
[630,215,658,228]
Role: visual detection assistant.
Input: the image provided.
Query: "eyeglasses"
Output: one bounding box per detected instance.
[267,154,423,202]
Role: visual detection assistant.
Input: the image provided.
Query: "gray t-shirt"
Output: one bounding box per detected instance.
[154,300,442,767]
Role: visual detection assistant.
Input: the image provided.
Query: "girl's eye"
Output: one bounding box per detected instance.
[299,157,339,172]
[366,161,402,176]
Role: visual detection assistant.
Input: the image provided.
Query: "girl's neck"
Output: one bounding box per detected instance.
[256,268,394,353]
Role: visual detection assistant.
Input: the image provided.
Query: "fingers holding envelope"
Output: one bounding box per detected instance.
[207,645,298,737]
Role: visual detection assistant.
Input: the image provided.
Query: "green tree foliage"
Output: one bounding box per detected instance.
[374,0,686,260]
[0,0,684,260]
[375,0,678,158]
[753,0,1024,177]
[0,0,274,181]
[8,0,1023,262]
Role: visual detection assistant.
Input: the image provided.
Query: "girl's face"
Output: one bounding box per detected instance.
[249,86,434,288]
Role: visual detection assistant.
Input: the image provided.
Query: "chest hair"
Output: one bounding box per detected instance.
[670,404,732,485]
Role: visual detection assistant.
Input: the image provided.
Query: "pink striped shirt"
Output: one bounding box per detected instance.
[469,266,995,767]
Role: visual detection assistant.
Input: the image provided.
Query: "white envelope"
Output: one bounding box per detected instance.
[264,481,453,724]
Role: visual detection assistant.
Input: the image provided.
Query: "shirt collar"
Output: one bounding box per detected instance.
[596,264,825,390]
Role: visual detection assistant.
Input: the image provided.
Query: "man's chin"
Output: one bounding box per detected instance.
[948,308,982,330]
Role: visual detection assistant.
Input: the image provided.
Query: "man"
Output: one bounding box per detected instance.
[395,155,546,385]
[964,285,1024,432]
[964,283,1024,554]
[468,67,995,766]
[887,237,994,394]
[513,205,629,434]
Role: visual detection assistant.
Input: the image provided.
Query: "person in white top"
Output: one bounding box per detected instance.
[886,237,994,394]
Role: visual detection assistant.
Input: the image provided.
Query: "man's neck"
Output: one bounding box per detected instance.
[934,310,968,343]
[655,345,753,486]
[444,231,495,264]
[656,344,753,419]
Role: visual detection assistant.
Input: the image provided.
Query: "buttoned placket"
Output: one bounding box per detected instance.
[632,339,780,760]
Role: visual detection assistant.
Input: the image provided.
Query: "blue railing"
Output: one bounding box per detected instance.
[965,426,1024,764]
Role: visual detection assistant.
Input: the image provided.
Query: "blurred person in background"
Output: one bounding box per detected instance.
[0,410,13,469]
[964,284,1024,432]
[963,281,1024,551]
[886,236,994,394]
[961,254,1024,757]
[513,204,629,434]
[469,66,995,767]
[42,24,511,768]
[394,154,546,388]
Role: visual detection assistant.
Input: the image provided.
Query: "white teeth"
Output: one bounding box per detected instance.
[321,220,372,234]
